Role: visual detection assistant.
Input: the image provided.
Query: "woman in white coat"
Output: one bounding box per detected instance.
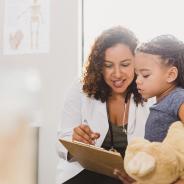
[56,26,154,184]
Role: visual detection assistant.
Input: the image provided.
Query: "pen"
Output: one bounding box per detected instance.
[83,119,96,145]
[83,119,88,125]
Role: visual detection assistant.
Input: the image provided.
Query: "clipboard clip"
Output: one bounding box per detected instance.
[109,147,118,152]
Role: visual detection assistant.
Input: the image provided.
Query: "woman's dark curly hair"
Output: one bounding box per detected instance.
[82,26,142,104]
[136,34,184,88]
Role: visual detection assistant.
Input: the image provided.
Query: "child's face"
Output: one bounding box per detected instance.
[135,52,171,99]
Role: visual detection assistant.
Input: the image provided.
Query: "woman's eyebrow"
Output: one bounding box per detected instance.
[104,60,112,63]
[104,59,131,63]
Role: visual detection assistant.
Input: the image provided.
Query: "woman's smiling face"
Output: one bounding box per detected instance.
[102,43,135,96]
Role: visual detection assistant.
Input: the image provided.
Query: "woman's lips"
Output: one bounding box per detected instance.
[112,79,125,88]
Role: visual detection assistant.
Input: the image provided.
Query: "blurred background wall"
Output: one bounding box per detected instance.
[0,0,81,184]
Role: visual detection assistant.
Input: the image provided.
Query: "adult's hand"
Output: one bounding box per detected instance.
[114,171,184,184]
[72,124,100,144]
[113,169,135,184]
[173,179,184,184]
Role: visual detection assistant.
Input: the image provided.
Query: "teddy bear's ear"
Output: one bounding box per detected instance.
[127,138,150,153]
[168,121,183,132]
[129,137,150,146]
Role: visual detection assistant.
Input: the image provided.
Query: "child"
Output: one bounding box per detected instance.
[135,35,184,142]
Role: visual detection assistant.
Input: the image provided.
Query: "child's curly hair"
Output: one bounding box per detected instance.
[136,34,184,88]
[82,26,142,104]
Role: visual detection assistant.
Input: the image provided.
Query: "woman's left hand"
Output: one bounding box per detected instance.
[114,169,184,184]
[173,179,184,184]
[113,169,135,184]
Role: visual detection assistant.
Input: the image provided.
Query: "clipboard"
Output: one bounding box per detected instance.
[59,139,125,178]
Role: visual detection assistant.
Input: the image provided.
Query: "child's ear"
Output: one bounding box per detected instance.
[166,66,178,83]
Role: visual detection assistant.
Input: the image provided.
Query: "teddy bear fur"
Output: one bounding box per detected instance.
[124,121,184,184]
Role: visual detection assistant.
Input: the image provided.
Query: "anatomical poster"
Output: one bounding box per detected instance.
[3,0,50,55]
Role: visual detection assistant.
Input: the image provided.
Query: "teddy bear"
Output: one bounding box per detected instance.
[124,121,184,184]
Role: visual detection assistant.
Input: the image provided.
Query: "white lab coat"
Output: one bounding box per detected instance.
[56,80,155,184]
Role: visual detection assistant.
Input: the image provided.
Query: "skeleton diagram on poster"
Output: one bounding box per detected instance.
[3,0,50,55]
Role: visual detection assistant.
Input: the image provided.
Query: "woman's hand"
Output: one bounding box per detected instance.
[113,171,184,184]
[173,179,184,184]
[113,169,136,184]
[72,124,100,144]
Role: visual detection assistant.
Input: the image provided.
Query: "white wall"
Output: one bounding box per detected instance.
[0,0,80,184]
